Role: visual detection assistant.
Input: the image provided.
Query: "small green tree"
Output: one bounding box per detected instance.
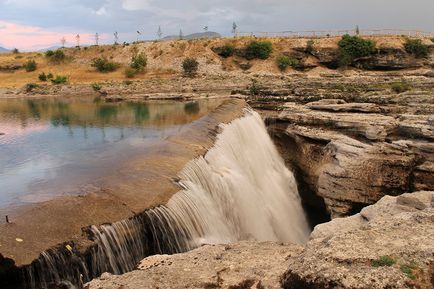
[404,38,429,58]
[24,60,37,72]
[182,58,199,76]
[338,34,375,66]
[91,57,118,72]
[243,41,273,60]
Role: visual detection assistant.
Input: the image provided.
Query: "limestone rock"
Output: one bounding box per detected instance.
[86,241,303,289]
[282,191,434,289]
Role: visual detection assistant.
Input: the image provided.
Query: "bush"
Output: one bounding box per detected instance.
[91,57,118,72]
[45,50,66,63]
[12,48,19,54]
[25,83,38,92]
[244,41,273,60]
[91,82,102,91]
[182,58,199,76]
[51,75,68,85]
[338,34,375,66]
[216,44,235,58]
[130,52,147,71]
[24,60,37,72]
[124,67,137,78]
[38,72,47,81]
[248,79,262,95]
[47,73,54,79]
[306,40,314,54]
[276,55,299,71]
[371,256,396,267]
[404,39,429,58]
[391,80,411,93]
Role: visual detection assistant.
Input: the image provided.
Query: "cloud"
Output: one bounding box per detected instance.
[0,0,433,49]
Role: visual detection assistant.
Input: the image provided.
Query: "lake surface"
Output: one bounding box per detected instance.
[0,97,222,209]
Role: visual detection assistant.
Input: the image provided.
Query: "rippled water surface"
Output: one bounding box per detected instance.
[0,97,221,208]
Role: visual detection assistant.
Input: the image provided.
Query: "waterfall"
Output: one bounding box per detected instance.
[146,108,310,247]
[15,108,310,289]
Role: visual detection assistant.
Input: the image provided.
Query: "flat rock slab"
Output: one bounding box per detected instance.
[0,99,247,267]
[86,241,303,289]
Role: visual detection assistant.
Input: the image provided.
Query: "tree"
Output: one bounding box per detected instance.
[179,29,183,40]
[76,34,80,47]
[60,37,66,48]
[232,22,238,36]
[114,32,119,45]
[157,25,163,39]
[355,25,360,35]
[95,33,99,46]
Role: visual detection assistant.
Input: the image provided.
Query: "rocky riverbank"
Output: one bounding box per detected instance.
[87,191,434,289]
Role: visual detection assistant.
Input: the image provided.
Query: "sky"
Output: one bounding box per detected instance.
[0,0,433,50]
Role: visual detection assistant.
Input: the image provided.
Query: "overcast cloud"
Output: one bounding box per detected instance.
[0,0,433,50]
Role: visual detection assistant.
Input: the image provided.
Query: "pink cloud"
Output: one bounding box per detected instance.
[0,21,108,51]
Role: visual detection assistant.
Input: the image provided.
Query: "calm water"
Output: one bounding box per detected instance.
[0,97,222,208]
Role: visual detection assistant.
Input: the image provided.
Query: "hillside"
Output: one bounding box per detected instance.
[0,47,10,53]
[0,35,432,89]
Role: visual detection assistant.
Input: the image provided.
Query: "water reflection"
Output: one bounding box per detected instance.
[0,97,222,208]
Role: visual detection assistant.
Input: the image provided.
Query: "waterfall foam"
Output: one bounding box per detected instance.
[16,108,310,289]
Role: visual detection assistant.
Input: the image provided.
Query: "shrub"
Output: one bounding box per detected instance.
[25,83,38,92]
[91,57,118,72]
[338,34,375,66]
[12,48,19,54]
[45,50,66,63]
[24,60,37,72]
[124,80,133,85]
[371,256,396,267]
[47,73,54,79]
[391,80,411,93]
[404,39,429,58]
[124,67,137,78]
[248,79,262,95]
[400,264,416,280]
[276,55,299,71]
[244,41,273,60]
[38,72,47,81]
[91,82,102,91]
[182,58,199,76]
[51,75,68,85]
[130,52,147,71]
[216,44,235,58]
[306,40,314,54]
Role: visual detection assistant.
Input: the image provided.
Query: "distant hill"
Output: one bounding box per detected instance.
[0,47,10,53]
[162,31,221,41]
[37,46,62,52]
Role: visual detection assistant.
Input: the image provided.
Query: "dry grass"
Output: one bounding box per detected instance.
[0,36,428,88]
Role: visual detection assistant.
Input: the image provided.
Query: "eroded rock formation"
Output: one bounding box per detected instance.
[282,191,434,289]
[251,76,434,218]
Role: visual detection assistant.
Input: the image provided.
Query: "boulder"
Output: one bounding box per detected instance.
[282,191,434,289]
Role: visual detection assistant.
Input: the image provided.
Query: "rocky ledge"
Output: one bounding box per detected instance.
[87,191,434,289]
[250,75,434,218]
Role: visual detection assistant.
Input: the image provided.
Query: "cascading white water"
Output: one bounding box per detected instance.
[153,108,310,247]
[21,108,310,289]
